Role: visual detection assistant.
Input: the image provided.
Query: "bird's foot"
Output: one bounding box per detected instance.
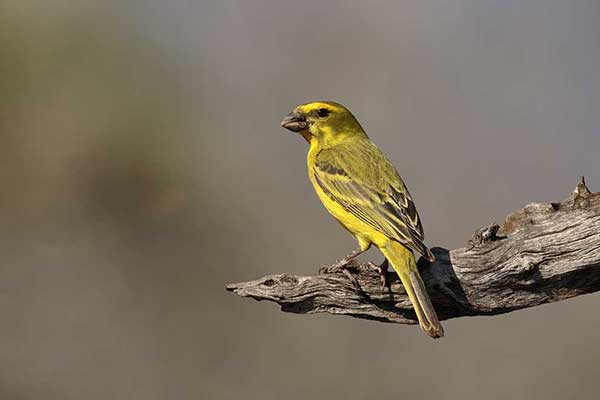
[319,258,358,275]
[319,246,363,274]
[319,259,363,294]
[330,256,353,270]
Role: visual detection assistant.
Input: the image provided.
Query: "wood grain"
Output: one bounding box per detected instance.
[226,178,600,326]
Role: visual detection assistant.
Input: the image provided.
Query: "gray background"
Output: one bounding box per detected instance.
[1,1,599,399]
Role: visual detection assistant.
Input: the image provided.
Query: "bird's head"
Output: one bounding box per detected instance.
[281,101,366,144]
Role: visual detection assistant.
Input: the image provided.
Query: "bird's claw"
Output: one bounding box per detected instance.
[341,268,362,292]
[331,257,353,270]
[320,259,363,294]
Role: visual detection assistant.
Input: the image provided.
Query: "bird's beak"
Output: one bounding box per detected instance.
[280,112,308,132]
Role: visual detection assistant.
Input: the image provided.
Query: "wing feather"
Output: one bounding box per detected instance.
[313,145,434,261]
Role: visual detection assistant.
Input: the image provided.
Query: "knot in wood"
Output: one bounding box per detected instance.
[468,224,500,249]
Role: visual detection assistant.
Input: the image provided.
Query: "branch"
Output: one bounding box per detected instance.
[226,178,600,325]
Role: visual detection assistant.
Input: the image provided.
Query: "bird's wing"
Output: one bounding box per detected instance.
[313,143,434,261]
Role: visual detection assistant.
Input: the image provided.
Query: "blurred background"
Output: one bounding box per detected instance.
[1,1,599,399]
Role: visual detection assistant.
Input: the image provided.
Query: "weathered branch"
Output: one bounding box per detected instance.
[226,178,600,325]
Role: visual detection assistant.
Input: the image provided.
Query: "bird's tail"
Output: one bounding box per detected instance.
[381,241,444,338]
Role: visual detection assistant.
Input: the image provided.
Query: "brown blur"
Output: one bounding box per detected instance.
[1,1,599,399]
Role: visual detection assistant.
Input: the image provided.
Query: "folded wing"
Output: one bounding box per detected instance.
[313,144,434,262]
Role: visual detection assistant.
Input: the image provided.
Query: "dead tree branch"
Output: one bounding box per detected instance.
[226,178,600,325]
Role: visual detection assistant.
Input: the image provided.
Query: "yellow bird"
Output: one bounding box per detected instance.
[281,101,443,338]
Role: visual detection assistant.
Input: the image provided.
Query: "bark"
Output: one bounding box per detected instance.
[226,178,600,325]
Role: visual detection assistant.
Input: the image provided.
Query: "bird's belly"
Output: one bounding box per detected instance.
[309,176,389,249]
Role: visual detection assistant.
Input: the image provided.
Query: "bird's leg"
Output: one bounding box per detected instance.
[377,258,392,294]
[331,247,365,269]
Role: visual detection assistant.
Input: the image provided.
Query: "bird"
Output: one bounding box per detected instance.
[280,101,443,338]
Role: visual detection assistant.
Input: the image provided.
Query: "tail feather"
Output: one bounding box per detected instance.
[381,241,444,338]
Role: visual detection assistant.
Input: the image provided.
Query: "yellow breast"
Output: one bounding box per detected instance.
[306,143,390,250]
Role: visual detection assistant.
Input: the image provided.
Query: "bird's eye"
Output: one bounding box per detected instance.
[317,108,330,118]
